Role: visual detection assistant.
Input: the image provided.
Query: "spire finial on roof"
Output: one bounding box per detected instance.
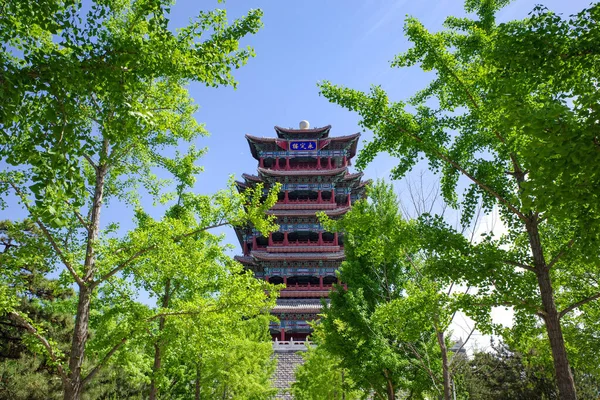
[299,120,310,130]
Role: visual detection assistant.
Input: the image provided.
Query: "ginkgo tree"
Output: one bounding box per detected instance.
[319,2,600,399]
[0,0,276,399]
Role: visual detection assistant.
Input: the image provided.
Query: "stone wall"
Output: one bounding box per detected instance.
[273,350,305,399]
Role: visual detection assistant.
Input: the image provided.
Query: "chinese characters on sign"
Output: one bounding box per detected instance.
[289,140,317,151]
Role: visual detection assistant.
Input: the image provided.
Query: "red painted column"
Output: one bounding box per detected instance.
[330,190,335,204]
[317,156,322,169]
[347,193,352,206]
[284,190,289,203]
[259,157,264,167]
[327,157,332,169]
[280,328,285,341]
[343,155,347,166]
[268,233,274,246]
[283,232,289,245]
[317,190,322,203]
[283,276,287,285]
[243,241,248,255]
[334,232,338,246]
[285,157,290,170]
[252,235,257,249]
[318,232,323,245]
[275,157,280,170]
[319,276,323,288]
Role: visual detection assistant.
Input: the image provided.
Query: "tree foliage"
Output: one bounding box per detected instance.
[0,0,277,399]
[317,181,452,400]
[292,344,363,400]
[319,2,600,398]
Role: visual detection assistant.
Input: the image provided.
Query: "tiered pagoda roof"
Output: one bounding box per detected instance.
[245,131,360,160]
[235,122,368,344]
[274,124,331,138]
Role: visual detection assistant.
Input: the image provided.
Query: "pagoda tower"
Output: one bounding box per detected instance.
[234,121,368,394]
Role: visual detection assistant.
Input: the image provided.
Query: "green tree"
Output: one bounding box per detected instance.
[319,2,600,398]
[292,344,364,400]
[452,340,598,400]
[0,221,146,400]
[0,0,272,398]
[318,182,444,400]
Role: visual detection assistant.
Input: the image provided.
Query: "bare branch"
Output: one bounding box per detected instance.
[404,342,441,388]
[450,325,476,364]
[559,293,600,319]
[385,117,527,222]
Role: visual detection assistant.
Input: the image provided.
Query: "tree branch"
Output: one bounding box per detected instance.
[404,342,441,387]
[502,259,536,273]
[81,337,128,386]
[547,239,575,269]
[146,310,204,321]
[559,293,600,319]
[386,119,527,222]
[7,182,84,286]
[8,312,68,384]
[450,325,476,364]
[83,154,98,170]
[92,222,231,288]
[65,200,91,234]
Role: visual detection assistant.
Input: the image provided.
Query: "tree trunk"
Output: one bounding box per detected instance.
[383,369,395,400]
[341,370,345,400]
[149,279,171,400]
[526,218,577,400]
[435,329,452,400]
[221,384,228,400]
[195,361,201,400]
[64,286,93,399]
[64,162,107,400]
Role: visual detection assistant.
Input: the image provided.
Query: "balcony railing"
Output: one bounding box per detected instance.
[270,239,336,246]
[272,340,314,352]
[282,283,336,290]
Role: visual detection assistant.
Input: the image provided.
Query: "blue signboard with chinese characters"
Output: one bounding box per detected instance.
[289,140,317,151]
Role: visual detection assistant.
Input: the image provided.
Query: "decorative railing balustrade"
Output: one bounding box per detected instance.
[272,339,314,352]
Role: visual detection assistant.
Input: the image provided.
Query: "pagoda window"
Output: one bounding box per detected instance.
[321,232,335,244]
[288,157,318,170]
[263,157,277,169]
[323,276,338,285]
[269,276,284,285]
[288,190,318,202]
[287,276,319,286]
[271,232,284,243]
[256,236,269,248]
[287,231,318,243]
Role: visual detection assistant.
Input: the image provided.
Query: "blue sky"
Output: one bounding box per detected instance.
[168,0,594,346]
[165,0,593,248]
[1,0,593,317]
